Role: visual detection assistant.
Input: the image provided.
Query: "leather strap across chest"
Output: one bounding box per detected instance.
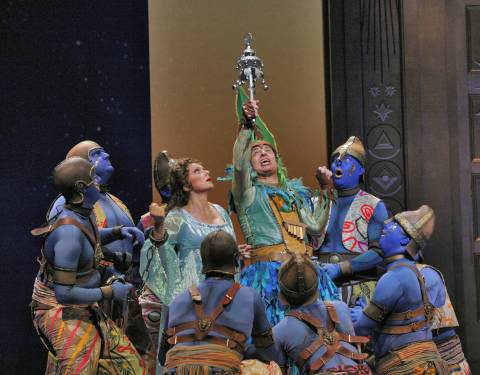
[32,217,98,248]
[288,302,369,372]
[379,262,434,334]
[166,282,247,351]
[32,217,101,278]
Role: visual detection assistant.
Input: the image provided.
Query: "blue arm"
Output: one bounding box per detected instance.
[421,267,446,308]
[350,201,388,274]
[349,249,383,274]
[367,201,388,243]
[250,291,277,362]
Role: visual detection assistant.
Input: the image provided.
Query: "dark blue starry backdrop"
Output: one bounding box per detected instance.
[0,1,151,372]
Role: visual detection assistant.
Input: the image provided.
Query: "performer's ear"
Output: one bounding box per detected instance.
[400,236,411,247]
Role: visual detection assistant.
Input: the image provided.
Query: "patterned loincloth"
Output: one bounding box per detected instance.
[31,278,145,375]
[436,335,470,375]
[166,344,243,374]
[375,341,449,375]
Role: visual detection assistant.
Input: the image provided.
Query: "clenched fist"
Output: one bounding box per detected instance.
[149,202,166,240]
[316,166,333,187]
[238,243,253,259]
[242,99,259,120]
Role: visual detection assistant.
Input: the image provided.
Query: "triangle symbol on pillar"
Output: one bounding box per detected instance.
[374,131,394,150]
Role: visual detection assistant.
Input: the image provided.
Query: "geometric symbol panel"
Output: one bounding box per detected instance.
[367,125,401,160]
[367,161,403,197]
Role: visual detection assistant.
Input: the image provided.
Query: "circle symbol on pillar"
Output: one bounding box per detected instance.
[367,125,401,160]
[367,161,403,197]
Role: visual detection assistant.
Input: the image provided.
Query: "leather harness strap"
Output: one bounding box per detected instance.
[287,302,369,372]
[32,217,98,249]
[378,262,434,335]
[32,217,100,284]
[166,282,246,351]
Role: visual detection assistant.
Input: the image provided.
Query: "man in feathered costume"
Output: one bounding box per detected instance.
[229,89,338,325]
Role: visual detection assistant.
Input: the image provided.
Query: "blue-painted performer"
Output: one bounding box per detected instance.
[352,205,449,374]
[314,136,388,305]
[415,260,471,374]
[230,92,338,325]
[161,230,281,374]
[30,157,145,375]
[46,140,153,372]
[47,140,145,287]
[272,253,372,374]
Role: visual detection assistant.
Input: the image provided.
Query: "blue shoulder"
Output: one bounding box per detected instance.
[47,195,66,221]
[374,271,404,307]
[47,224,84,243]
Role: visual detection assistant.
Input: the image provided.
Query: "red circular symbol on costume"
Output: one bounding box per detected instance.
[343,221,356,233]
[343,236,359,252]
[361,204,374,221]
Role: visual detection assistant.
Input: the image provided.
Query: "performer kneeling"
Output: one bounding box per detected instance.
[161,230,280,375]
[352,205,449,374]
[273,254,371,375]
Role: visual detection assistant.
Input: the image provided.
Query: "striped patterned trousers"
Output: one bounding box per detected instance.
[32,303,145,375]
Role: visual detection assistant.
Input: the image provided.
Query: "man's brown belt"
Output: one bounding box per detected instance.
[250,243,313,264]
[315,252,358,264]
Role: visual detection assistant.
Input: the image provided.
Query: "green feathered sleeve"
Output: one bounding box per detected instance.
[139,211,186,305]
[300,187,333,236]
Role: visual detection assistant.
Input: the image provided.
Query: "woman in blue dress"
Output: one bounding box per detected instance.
[138,157,236,360]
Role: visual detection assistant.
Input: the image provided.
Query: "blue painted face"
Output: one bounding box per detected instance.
[379,220,411,257]
[82,182,101,208]
[88,148,114,185]
[330,155,365,190]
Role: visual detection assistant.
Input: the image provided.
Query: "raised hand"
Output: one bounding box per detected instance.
[316,166,333,187]
[349,295,367,323]
[242,99,260,120]
[149,203,166,229]
[149,202,166,240]
[238,243,253,259]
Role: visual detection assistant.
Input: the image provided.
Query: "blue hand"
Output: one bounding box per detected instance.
[324,263,341,280]
[111,281,133,301]
[120,227,145,246]
[349,306,363,323]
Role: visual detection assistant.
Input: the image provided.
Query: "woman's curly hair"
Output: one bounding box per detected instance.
[167,158,200,212]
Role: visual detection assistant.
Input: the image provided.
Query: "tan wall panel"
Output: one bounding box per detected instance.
[149,0,328,238]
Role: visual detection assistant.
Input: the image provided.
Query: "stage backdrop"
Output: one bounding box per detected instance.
[1,2,151,373]
[148,0,329,237]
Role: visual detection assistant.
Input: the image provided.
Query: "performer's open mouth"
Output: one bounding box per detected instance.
[260,159,270,166]
[335,169,343,178]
